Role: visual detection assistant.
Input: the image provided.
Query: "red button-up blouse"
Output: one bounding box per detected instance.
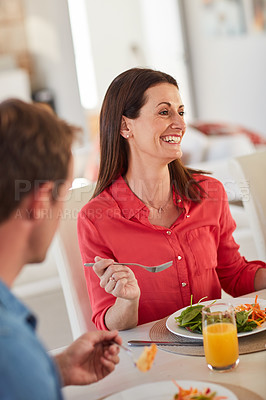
[77,175,265,330]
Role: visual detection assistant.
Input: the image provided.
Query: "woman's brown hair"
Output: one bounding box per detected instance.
[93,67,206,202]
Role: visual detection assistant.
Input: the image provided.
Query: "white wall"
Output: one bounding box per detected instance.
[23,0,87,135]
[139,0,194,120]
[84,0,194,119]
[84,0,146,107]
[182,0,266,136]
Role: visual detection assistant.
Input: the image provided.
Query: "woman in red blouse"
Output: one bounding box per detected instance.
[78,68,266,331]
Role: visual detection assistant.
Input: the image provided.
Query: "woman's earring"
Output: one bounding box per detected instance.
[126,134,130,138]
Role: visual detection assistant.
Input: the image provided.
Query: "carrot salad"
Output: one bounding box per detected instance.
[234,295,266,327]
[172,381,227,400]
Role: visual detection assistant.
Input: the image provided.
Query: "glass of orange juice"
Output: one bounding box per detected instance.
[202,302,239,372]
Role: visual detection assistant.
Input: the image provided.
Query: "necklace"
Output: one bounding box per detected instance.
[142,193,172,214]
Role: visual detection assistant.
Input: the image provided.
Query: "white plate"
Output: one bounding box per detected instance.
[166,297,266,340]
[104,380,238,400]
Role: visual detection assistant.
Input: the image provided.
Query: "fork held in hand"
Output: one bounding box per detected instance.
[84,260,173,273]
[110,341,137,366]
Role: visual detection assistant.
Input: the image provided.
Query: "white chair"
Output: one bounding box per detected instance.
[52,182,97,340]
[229,204,258,261]
[229,150,266,262]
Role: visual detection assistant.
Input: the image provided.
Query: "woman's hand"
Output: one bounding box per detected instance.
[55,330,121,386]
[93,256,140,301]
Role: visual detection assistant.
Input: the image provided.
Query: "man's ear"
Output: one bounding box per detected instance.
[24,182,54,221]
[120,116,133,139]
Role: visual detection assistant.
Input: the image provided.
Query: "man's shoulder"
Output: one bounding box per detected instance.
[0,305,34,344]
[0,306,55,375]
[0,307,60,399]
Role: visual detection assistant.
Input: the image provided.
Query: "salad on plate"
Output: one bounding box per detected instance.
[175,295,266,334]
[172,381,228,400]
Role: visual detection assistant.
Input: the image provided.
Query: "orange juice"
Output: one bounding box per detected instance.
[203,322,239,368]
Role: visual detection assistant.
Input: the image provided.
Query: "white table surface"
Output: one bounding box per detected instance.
[63,289,266,399]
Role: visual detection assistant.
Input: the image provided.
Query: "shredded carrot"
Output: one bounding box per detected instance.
[247,319,262,326]
[172,380,227,399]
[234,296,266,326]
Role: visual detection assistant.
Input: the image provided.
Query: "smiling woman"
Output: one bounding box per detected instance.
[77,67,266,332]
[122,83,185,165]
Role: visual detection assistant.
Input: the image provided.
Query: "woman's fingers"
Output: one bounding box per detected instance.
[92,258,140,299]
[102,270,131,292]
[93,257,114,277]
[100,269,129,286]
[105,275,118,292]
[113,277,140,300]
[99,265,129,286]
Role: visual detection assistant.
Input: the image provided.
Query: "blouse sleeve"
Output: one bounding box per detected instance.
[215,184,265,296]
[77,210,116,330]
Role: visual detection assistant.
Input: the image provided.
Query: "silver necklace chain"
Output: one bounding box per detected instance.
[142,193,172,214]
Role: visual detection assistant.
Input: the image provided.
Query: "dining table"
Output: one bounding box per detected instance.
[62,289,266,400]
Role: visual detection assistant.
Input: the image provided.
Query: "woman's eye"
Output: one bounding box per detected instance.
[179,111,185,117]
[159,110,168,115]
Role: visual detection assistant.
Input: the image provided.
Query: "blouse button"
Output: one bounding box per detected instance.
[181,282,187,287]
[177,255,182,260]
[166,230,171,235]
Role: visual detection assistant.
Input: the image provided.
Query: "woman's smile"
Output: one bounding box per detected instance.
[160,135,182,144]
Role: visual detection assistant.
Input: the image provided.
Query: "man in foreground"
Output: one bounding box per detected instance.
[0,99,121,399]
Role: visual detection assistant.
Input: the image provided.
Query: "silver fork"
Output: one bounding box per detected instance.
[108,341,137,366]
[84,260,173,273]
[114,342,137,366]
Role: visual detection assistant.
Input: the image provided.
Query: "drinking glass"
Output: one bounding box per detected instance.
[202,302,239,372]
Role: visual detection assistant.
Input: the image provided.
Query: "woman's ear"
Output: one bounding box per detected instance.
[120,116,132,139]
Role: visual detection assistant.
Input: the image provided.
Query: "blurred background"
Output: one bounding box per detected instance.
[1,0,265,145]
[1,0,266,355]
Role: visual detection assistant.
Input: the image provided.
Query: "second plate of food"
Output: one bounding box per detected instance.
[104,380,238,400]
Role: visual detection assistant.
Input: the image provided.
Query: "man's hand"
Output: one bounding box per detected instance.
[55,330,121,386]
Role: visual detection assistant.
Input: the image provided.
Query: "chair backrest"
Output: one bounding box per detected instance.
[229,150,266,261]
[52,183,96,340]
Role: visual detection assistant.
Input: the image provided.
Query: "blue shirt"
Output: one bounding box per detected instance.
[0,280,63,400]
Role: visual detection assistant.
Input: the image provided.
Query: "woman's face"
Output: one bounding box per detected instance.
[124,83,186,165]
